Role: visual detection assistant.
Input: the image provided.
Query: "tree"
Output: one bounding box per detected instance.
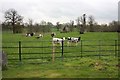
[88,15,95,32]
[27,19,34,33]
[56,22,61,31]
[28,19,33,26]
[69,20,74,32]
[80,14,86,34]
[34,23,41,32]
[82,14,86,25]
[109,21,118,32]
[14,23,24,33]
[60,23,70,33]
[2,22,12,31]
[47,22,53,27]
[76,17,81,26]
[39,21,51,33]
[40,20,47,25]
[4,9,23,33]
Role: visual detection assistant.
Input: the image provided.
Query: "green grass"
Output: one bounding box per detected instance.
[2,31,119,78]
[3,57,118,78]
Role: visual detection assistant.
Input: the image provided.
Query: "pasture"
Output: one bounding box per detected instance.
[2,31,119,78]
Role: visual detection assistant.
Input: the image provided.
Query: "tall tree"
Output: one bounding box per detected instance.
[28,19,34,33]
[56,22,61,31]
[76,17,80,26]
[28,19,33,26]
[80,14,86,34]
[4,9,23,33]
[88,15,95,32]
[69,20,74,32]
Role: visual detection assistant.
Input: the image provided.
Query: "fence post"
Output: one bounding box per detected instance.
[61,40,64,60]
[81,40,82,58]
[115,40,117,57]
[19,41,22,62]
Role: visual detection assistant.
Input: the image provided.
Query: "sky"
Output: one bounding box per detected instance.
[119,1,120,21]
[0,0,119,25]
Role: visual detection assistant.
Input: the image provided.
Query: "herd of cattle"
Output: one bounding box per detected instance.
[25,32,81,46]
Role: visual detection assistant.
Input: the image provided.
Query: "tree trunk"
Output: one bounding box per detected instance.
[12,22,16,34]
[80,25,84,34]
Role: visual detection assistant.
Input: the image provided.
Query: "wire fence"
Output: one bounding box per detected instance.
[2,40,119,64]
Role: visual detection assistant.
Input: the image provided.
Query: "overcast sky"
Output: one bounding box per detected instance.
[0,0,119,24]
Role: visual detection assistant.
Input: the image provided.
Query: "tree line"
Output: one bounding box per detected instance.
[1,8,119,34]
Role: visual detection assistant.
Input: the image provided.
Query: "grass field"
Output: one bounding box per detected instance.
[2,31,119,78]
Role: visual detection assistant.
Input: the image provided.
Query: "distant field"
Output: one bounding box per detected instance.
[2,31,119,78]
[2,31,118,42]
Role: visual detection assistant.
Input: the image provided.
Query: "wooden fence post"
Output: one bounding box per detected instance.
[19,41,22,62]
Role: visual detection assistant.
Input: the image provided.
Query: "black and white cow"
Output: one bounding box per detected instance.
[36,33,43,39]
[67,37,81,46]
[52,37,65,47]
[26,32,35,37]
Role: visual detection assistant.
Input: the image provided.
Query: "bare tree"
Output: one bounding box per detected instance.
[4,9,23,33]
[28,19,33,26]
[40,20,47,25]
[56,22,61,31]
[76,17,81,26]
[88,15,95,32]
[60,23,69,33]
[28,19,33,33]
[69,20,74,32]
[80,14,86,34]
[39,20,51,33]
[47,22,54,28]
